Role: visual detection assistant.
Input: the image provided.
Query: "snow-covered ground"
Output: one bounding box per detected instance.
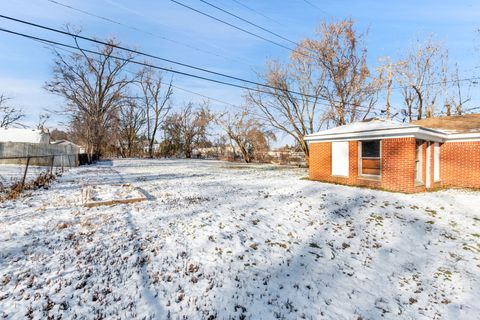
[0,159,479,319]
[0,164,51,190]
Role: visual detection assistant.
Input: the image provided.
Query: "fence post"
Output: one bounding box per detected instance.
[50,156,54,175]
[21,156,31,191]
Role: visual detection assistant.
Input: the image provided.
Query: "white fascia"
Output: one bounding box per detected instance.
[444,132,480,142]
[305,127,446,143]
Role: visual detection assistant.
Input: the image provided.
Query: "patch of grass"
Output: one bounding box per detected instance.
[1,171,58,201]
[367,213,384,226]
[424,209,437,217]
[434,267,452,281]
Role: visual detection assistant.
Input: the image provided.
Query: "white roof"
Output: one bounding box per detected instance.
[309,119,414,136]
[305,119,446,142]
[0,128,50,144]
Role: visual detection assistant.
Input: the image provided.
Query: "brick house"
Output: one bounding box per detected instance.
[305,115,480,193]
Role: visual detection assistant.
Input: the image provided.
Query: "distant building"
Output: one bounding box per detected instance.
[0,128,50,144]
[50,139,84,153]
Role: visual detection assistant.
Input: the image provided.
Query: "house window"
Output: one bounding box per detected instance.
[415,140,423,183]
[360,140,381,176]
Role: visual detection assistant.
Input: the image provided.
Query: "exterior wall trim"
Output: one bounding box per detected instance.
[305,127,445,142]
[305,126,480,143]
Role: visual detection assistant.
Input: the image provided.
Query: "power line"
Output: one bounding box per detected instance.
[45,0,256,67]
[229,0,284,27]
[301,0,330,16]
[197,0,299,48]
[0,14,314,97]
[168,0,297,53]
[0,26,458,117]
[0,14,345,103]
[4,16,473,112]
[0,26,381,113]
[51,39,246,110]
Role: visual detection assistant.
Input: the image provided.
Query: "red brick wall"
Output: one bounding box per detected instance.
[308,142,332,181]
[380,138,417,193]
[440,142,480,189]
[308,141,359,185]
[309,138,417,193]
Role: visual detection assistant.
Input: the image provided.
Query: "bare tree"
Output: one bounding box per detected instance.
[0,94,25,128]
[162,102,212,158]
[449,63,471,115]
[138,67,173,158]
[246,49,327,163]
[307,20,378,125]
[37,113,50,130]
[395,39,443,121]
[377,57,396,120]
[118,99,146,157]
[247,19,378,162]
[216,107,275,163]
[45,34,134,159]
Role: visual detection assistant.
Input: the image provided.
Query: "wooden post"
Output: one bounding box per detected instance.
[50,156,55,175]
[21,157,31,191]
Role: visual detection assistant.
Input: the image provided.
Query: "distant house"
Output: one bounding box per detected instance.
[305,114,480,193]
[51,139,84,153]
[0,128,50,144]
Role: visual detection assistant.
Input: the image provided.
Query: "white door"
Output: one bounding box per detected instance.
[332,141,349,177]
[426,142,432,188]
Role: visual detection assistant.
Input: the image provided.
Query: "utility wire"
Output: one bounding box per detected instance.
[0,26,380,113]
[52,39,245,109]
[18,4,476,96]
[169,0,296,53]
[45,0,255,67]
[0,14,314,98]
[197,0,299,48]
[3,16,474,111]
[229,0,284,26]
[301,0,330,17]
[1,25,469,116]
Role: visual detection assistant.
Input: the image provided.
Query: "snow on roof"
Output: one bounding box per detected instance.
[0,128,50,144]
[304,118,448,142]
[50,139,79,147]
[307,118,414,137]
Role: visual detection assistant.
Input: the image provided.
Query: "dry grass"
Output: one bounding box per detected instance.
[1,171,60,201]
[413,114,480,133]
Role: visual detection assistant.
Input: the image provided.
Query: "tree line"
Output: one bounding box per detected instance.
[1,20,477,164]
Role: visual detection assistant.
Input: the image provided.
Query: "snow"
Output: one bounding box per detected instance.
[0,159,479,319]
[0,128,49,143]
[306,119,415,138]
[0,164,51,189]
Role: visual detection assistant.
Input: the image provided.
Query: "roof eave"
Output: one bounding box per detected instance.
[305,127,445,143]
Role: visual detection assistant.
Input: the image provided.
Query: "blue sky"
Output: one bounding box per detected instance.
[0,0,479,130]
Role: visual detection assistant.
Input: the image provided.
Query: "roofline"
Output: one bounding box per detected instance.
[305,126,446,142]
[443,132,480,142]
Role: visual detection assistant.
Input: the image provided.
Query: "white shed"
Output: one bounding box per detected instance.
[0,128,50,144]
